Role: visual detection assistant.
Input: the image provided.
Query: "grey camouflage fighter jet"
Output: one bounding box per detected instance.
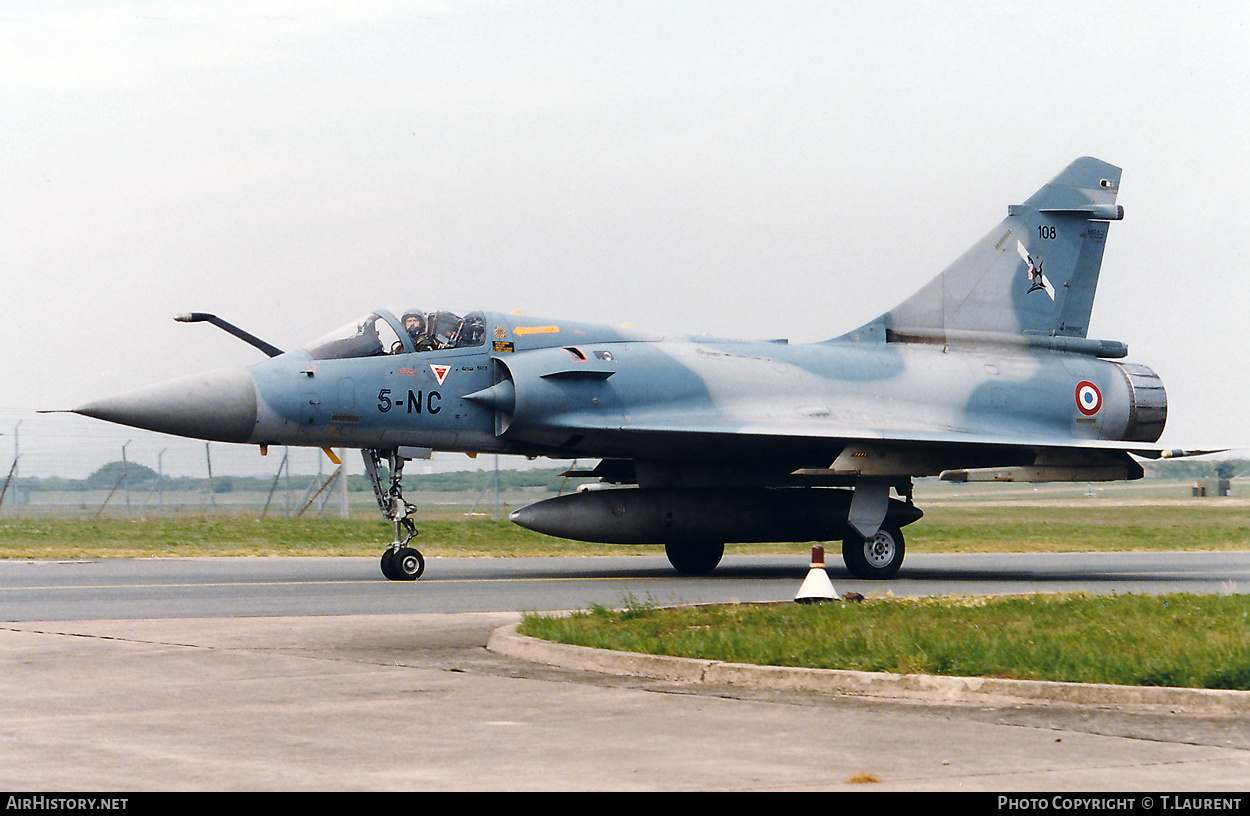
[68,157,1199,580]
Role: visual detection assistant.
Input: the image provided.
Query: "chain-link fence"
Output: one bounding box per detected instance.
[0,410,564,519]
[2,409,1245,519]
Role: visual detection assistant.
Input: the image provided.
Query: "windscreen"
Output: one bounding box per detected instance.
[305,310,487,359]
[305,313,403,360]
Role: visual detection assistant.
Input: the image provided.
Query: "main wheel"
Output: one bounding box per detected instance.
[664,540,724,575]
[842,526,905,579]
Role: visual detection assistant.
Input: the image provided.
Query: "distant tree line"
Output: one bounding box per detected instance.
[9,463,575,495]
[8,458,1244,496]
[1143,458,1245,481]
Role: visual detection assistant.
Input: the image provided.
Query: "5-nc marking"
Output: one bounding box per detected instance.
[378,389,441,414]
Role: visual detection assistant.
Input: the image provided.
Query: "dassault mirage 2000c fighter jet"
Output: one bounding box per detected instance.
[70,157,1193,581]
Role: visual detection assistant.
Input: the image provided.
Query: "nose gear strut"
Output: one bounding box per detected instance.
[363,448,425,580]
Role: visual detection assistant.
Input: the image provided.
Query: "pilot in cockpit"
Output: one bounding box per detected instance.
[402,310,437,352]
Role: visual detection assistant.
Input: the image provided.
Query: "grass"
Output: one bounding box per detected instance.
[0,516,620,560]
[914,503,1250,553]
[1,500,1246,558]
[519,593,1250,690]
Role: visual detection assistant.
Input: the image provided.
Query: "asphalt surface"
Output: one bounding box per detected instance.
[4,550,1249,620]
[2,551,1249,791]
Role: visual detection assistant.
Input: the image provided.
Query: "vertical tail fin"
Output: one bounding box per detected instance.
[845,157,1124,344]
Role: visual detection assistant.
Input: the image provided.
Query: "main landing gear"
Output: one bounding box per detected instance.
[363,448,425,581]
[664,540,724,575]
[842,525,905,579]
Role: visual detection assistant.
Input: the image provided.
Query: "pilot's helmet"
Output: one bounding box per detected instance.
[401,311,426,332]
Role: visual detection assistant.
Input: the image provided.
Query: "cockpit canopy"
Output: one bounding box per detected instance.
[306,309,486,360]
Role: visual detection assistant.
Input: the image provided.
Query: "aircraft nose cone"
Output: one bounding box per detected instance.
[73,367,259,444]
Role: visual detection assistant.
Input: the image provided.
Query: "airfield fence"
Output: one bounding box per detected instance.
[0,417,559,520]
[3,461,1246,522]
[0,410,1245,520]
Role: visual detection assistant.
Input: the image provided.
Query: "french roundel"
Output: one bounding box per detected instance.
[1075,381,1102,416]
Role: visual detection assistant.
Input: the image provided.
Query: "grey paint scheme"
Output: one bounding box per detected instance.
[72,158,1176,577]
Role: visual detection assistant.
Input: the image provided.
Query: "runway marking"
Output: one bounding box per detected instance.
[0,575,680,592]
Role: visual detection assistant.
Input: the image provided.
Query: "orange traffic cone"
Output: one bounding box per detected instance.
[794,545,839,604]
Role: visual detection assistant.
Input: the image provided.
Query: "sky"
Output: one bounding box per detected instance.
[2,0,1247,480]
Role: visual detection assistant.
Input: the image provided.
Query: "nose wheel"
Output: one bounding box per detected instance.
[364,448,426,581]
[381,542,424,580]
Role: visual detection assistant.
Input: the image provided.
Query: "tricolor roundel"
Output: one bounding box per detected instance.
[1075,381,1102,416]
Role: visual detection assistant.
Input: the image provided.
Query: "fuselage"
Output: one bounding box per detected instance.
[74,307,1166,483]
[237,309,1164,473]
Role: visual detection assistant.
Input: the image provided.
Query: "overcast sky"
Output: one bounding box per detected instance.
[2,1,1247,479]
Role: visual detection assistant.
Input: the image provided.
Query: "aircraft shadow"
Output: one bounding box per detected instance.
[525,563,1207,586]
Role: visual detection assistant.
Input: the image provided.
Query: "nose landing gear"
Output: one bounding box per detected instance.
[381,543,424,581]
[364,448,425,580]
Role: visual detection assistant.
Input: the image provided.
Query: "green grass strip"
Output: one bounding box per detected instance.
[520,593,1250,690]
[2,501,1248,558]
